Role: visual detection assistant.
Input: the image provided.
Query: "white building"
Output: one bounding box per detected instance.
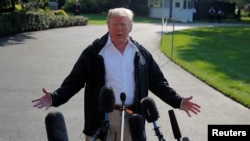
[148,0,195,22]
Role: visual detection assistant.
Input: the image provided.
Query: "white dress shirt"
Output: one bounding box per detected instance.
[99,35,137,105]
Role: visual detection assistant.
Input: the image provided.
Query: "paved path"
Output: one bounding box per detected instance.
[0,23,249,141]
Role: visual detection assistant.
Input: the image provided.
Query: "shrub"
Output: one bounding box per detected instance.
[0,12,88,37]
[55,9,68,17]
[15,4,22,12]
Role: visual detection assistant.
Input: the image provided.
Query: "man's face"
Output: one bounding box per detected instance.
[107,16,132,43]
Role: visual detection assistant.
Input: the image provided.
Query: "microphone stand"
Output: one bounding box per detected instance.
[120,93,126,141]
[90,114,109,141]
[91,86,115,141]
[141,97,166,141]
[153,122,166,141]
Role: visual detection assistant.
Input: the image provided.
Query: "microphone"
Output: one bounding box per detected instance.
[128,114,147,141]
[120,92,126,105]
[141,97,166,141]
[182,137,190,141]
[91,86,115,141]
[120,92,126,141]
[99,86,115,113]
[99,86,115,128]
[168,109,182,141]
[45,111,69,141]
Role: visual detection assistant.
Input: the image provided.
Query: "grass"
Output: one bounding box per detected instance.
[161,26,250,108]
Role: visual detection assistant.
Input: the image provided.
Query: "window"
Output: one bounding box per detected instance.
[188,0,194,9]
[148,0,162,8]
[164,0,170,8]
[148,0,171,8]
[175,2,180,8]
[183,0,187,9]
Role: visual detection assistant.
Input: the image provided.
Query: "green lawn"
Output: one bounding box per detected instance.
[161,26,250,108]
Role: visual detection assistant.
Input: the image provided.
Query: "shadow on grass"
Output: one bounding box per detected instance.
[172,26,250,84]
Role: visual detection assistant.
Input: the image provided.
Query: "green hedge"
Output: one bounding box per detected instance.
[0,12,88,37]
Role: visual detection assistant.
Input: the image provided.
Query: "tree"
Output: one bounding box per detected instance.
[0,0,50,13]
[106,0,131,8]
[233,0,250,9]
[0,0,17,13]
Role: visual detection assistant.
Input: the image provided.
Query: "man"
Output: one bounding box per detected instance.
[32,7,201,141]
[73,0,81,15]
[217,9,224,23]
[208,6,215,23]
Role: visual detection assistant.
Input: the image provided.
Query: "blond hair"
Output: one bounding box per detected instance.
[107,7,134,23]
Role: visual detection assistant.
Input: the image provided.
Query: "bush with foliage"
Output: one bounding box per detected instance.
[55,9,68,16]
[0,11,88,37]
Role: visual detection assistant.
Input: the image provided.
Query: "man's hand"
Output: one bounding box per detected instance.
[32,88,52,110]
[180,96,201,117]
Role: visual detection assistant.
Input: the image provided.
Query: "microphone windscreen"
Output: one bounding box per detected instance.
[99,86,115,113]
[129,114,147,141]
[45,111,69,141]
[168,109,182,139]
[120,92,126,102]
[182,137,190,141]
[140,97,159,123]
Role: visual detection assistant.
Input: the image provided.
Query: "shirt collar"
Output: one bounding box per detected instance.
[100,34,137,55]
[106,34,135,48]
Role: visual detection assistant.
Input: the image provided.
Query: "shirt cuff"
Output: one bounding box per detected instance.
[180,98,184,110]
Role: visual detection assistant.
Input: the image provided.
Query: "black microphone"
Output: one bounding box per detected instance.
[91,86,115,141]
[128,114,147,141]
[141,97,166,141]
[99,86,115,113]
[99,86,115,129]
[120,92,126,105]
[182,137,190,141]
[168,109,182,141]
[140,97,159,122]
[45,111,69,141]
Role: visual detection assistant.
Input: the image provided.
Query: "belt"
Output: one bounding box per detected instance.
[114,105,133,115]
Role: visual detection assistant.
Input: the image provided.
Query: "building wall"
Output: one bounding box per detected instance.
[149,7,170,18]
[148,0,194,22]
